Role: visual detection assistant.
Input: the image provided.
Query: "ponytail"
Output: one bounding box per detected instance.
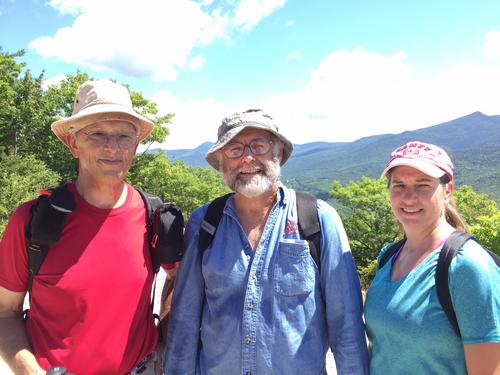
[440,175,468,232]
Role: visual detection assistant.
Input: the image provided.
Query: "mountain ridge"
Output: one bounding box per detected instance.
[152,111,500,202]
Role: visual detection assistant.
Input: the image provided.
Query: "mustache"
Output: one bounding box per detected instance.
[238,162,264,174]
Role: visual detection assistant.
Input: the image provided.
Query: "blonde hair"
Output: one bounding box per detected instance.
[439,175,468,232]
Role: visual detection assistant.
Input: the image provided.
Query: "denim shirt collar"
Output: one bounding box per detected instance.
[224,184,287,219]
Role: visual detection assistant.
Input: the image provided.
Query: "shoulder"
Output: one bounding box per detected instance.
[316,199,343,226]
[184,199,221,241]
[450,239,499,276]
[7,199,37,228]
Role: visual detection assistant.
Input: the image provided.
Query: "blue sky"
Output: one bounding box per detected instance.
[1,0,500,150]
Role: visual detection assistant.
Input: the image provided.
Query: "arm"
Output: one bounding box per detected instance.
[0,286,44,375]
[164,210,206,375]
[464,343,500,375]
[318,201,369,375]
[158,267,177,344]
[450,242,500,375]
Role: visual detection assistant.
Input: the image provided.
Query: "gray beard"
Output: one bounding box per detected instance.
[223,159,281,198]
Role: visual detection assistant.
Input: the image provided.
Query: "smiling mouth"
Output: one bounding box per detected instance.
[99,159,123,164]
[401,207,422,213]
[239,169,261,175]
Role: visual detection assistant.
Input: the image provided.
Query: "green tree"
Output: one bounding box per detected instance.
[454,185,498,226]
[454,185,500,254]
[330,177,401,268]
[469,212,500,255]
[0,154,61,235]
[129,153,229,216]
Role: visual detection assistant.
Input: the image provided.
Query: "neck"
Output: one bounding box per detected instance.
[234,183,279,219]
[404,216,455,254]
[75,177,128,209]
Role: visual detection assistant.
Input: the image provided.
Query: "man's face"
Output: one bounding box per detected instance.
[67,120,139,183]
[219,128,282,198]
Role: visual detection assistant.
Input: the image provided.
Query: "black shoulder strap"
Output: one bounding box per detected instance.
[199,193,234,253]
[378,239,406,270]
[136,189,166,274]
[25,184,75,293]
[436,231,474,337]
[295,191,321,271]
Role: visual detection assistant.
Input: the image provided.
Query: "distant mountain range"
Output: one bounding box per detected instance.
[153,112,500,203]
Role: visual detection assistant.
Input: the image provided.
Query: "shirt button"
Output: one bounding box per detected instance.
[247,303,254,309]
[244,336,252,344]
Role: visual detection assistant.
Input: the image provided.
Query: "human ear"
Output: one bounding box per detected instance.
[66,133,80,158]
[443,181,454,203]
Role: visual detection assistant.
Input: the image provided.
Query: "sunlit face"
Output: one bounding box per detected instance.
[388,165,453,233]
[219,128,282,198]
[67,120,139,184]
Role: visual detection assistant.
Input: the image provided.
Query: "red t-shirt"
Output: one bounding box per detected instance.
[0,183,157,374]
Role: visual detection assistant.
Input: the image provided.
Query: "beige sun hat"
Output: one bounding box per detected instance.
[205,109,294,170]
[51,79,154,148]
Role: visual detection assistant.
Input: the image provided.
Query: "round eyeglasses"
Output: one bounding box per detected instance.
[79,130,138,149]
[223,138,274,159]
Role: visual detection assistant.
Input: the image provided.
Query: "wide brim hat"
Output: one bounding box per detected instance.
[380,141,454,180]
[205,109,294,170]
[51,79,154,148]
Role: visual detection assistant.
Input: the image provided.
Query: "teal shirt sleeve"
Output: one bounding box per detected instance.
[449,240,500,344]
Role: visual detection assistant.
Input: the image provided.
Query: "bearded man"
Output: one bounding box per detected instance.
[165,109,369,375]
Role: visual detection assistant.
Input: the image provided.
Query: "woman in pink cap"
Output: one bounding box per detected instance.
[364,141,500,374]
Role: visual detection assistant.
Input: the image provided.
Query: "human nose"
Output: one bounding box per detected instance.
[103,135,120,150]
[240,145,256,161]
[402,187,417,200]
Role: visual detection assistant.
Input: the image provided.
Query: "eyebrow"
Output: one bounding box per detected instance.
[391,177,433,183]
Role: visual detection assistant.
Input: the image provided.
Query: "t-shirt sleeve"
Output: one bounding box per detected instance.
[449,241,500,344]
[0,202,32,292]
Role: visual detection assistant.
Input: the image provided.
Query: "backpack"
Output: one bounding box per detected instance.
[378,231,500,337]
[24,183,184,334]
[198,191,322,270]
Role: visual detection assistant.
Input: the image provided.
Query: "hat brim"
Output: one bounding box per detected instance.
[51,103,154,148]
[380,158,449,179]
[204,123,294,170]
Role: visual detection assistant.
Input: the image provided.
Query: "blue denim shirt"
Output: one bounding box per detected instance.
[165,187,368,375]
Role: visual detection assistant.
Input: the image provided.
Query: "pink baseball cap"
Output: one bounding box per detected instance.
[381,141,454,180]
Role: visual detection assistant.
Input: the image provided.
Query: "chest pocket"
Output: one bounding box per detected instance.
[274,240,315,296]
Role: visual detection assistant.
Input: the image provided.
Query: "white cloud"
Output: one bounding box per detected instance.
[188,55,205,71]
[31,0,282,81]
[147,90,230,150]
[484,30,500,60]
[285,49,301,62]
[41,74,67,90]
[284,19,294,28]
[263,47,500,145]
[233,0,287,31]
[48,0,89,15]
[145,33,500,150]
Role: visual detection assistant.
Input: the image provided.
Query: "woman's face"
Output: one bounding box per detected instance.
[388,166,453,233]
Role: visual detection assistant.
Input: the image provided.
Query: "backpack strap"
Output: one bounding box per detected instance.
[378,239,405,270]
[199,193,234,253]
[136,188,185,343]
[436,231,474,337]
[25,184,75,294]
[295,191,321,271]
[136,189,165,274]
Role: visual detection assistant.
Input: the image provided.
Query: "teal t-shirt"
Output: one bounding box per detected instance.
[365,240,500,375]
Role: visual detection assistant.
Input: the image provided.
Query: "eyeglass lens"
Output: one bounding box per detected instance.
[224,138,272,158]
[83,131,137,148]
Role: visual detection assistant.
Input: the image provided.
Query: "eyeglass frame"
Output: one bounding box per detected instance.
[77,129,139,149]
[222,138,275,159]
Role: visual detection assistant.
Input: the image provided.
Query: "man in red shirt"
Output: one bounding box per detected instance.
[0,80,169,374]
